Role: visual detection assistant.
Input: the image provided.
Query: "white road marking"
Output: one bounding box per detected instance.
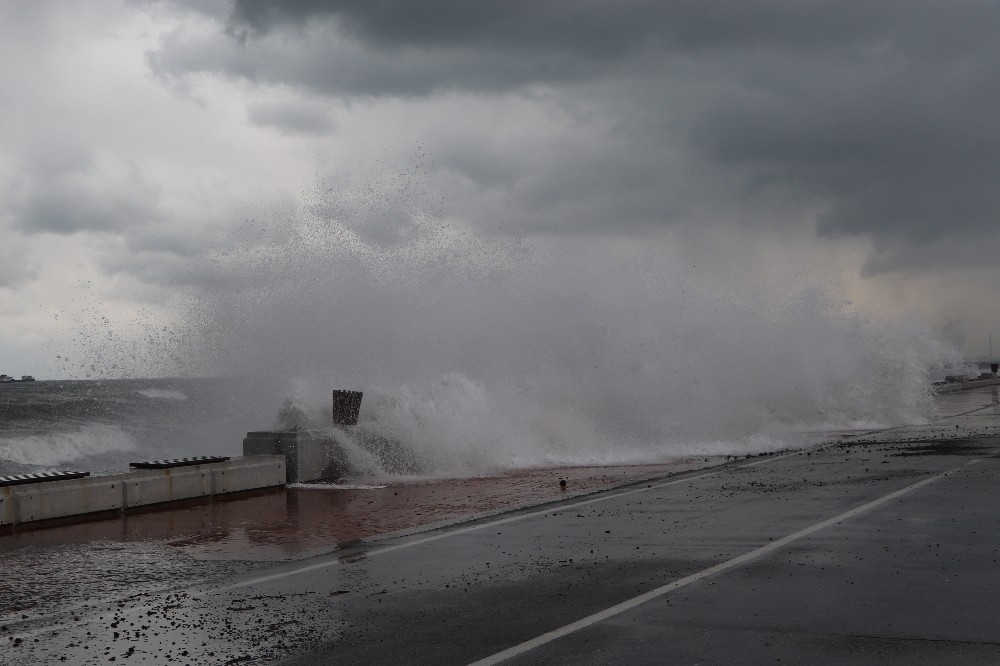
[739,452,794,467]
[466,467,959,666]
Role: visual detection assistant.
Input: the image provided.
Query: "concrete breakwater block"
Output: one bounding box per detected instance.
[0,456,286,527]
[243,431,346,483]
[241,389,363,483]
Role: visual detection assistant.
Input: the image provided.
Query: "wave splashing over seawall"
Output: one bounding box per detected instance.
[49,160,956,479]
[121,162,953,480]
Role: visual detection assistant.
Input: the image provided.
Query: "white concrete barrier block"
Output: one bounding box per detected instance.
[212,456,285,494]
[3,456,286,527]
[15,478,123,524]
[0,489,13,526]
[124,467,213,508]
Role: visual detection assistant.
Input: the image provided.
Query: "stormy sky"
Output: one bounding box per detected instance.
[2,0,999,376]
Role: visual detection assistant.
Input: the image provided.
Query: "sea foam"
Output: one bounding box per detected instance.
[0,423,138,468]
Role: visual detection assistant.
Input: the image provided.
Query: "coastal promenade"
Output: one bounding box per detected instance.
[3,385,1000,664]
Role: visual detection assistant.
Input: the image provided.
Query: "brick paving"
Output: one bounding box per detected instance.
[2,461,708,561]
[170,461,703,560]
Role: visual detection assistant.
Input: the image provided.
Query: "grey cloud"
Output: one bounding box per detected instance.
[0,266,30,290]
[0,237,38,289]
[246,100,336,135]
[124,226,205,257]
[133,0,232,22]
[99,225,221,288]
[99,247,194,287]
[860,230,1000,277]
[3,135,164,235]
[13,166,163,235]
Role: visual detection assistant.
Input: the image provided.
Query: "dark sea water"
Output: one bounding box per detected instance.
[0,378,277,477]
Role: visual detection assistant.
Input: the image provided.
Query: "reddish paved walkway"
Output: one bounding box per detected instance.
[6,462,703,561]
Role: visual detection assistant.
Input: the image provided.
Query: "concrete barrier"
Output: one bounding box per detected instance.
[124,466,213,507]
[213,455,286,494]
[0,492,11,525]
[243,431,344,483]
[0,455,285,528]
[14,476,124,524]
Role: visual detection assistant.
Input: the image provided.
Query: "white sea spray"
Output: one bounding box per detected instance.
[42,163,960,479]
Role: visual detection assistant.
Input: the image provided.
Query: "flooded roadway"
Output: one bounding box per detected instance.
[4,386,1000,664]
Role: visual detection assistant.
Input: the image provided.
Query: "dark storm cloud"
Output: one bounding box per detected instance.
[861,230,1000,277]
[156,0,937,96]
[150,0,1000,271]
[223,0,934,63]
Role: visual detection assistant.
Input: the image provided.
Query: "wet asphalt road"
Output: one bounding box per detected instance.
[7,389,1000,664]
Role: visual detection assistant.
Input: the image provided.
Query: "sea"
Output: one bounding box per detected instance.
[0,378,272,478]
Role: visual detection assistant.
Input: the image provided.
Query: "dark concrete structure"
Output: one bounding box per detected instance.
[332,389,363,426]
[243,431,344,483]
